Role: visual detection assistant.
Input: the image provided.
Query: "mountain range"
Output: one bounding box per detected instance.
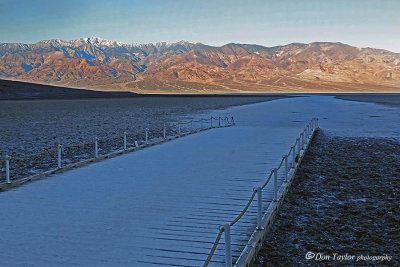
[0,37,399,93]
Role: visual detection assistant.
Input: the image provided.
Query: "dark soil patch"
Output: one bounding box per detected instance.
[254,130,400,266]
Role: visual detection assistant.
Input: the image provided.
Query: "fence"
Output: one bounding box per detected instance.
[203,117,319,267]
[1,116,235,185]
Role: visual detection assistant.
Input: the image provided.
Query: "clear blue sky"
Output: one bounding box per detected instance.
[0,0,399,52]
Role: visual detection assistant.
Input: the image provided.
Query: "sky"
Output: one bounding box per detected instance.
[0,0,399,52]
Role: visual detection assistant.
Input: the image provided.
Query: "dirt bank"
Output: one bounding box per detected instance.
[254,130,400,266]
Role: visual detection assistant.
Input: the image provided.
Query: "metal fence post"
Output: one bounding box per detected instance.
[304,125,308,139]
[57,144,62,168]
[5,155,10,184]
[297,138,300,156]
[273,168,278,201]
[163,124,166,140]
[145,128,149,144]
[291,146,295,167]
[256,187,263,230]
[218,117,221,128]
[95,138,99,158]
[210,117,213,128]
[300,132,303,150]
[123,132,127,150]
[224,223,232,267]
[284,155,288,181]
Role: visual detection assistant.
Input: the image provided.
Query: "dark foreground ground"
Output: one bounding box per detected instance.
[0,78,137,99]
[254,130,400,266]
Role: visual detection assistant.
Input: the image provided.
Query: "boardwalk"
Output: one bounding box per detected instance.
[1,96,399,266]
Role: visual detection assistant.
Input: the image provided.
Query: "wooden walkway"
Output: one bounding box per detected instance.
[1,96,399,266]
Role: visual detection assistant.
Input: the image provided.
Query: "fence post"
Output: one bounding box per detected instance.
[224,223,232,267]
[210,117,213,128]
[218,117,221,128]
[145,128,149,144]
[95,138,99,158]
[256,187,263,230]
[284,155,288,181]
[5,155,10,184]
[273,168,278,201]
[190,120,193,132]
[300,132,303,150]
[163,124,166,140]
[178,124,181,135]
[134,141,139,147]
[57,144,62,168]
[304,125,308,139]
[123,132,127,150]
[297,138,300,156]
[231,116,235,125]
[291,146,295,167]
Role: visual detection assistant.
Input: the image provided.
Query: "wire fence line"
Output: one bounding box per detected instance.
[203,117,319,267]
[1,116,235,184]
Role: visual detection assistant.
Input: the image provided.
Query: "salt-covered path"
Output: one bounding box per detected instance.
[1,96,400,266]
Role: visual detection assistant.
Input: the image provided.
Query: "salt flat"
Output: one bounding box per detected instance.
[1,95,399,266]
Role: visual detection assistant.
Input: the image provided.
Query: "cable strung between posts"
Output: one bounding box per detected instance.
[230,190,257,226]
[8,147,58,160]
[98,134,125,141]
[126,130,146,137]
[203,228,224,267]
[261,169,274,189]
[63,140,95,149]
[277,156,285,170]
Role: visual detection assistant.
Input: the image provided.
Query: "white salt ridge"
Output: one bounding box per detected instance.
[36,37,195,49]
[0,95,399,266]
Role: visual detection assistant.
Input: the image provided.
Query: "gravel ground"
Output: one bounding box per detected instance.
[0,96,286,181]
[254,130,400,266]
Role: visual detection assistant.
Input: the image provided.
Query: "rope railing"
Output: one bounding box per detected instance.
[1,115,235,184]
[203,117,319,266]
